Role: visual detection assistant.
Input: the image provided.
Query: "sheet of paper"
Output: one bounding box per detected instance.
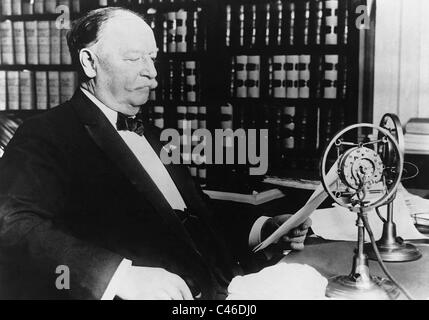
[311,192,428,241]
[254,160,339,252]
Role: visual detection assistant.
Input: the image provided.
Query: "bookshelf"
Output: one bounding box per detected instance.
[0,0,367,189]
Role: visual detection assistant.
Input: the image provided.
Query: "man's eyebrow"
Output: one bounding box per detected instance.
[123,48,159,55]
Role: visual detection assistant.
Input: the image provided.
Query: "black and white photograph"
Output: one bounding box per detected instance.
[0,0,428,305]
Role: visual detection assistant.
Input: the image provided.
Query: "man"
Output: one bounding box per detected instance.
[0,7,311,300]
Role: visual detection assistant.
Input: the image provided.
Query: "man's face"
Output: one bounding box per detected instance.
[93,13,158,115]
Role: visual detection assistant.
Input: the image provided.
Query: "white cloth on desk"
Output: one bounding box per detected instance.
[227,263,328,300]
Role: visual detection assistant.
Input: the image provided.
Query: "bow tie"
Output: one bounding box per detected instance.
[116,113,144,136]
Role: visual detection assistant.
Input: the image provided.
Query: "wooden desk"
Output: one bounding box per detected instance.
[280,239,429,300]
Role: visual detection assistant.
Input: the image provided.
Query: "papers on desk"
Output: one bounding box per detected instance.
[227,263,328,300]
[311,192,428,241]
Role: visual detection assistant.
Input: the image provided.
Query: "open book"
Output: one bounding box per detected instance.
[203,188,285,205]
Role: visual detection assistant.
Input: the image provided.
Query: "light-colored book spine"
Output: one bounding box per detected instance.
[38,21,51,64]
[34,0,45,14]
[22,0,34,14]
[25,21,38,64]
[286,55,299,98]
[235,55,248,98]
[48,71,60,108]
[45,0,57,13]
[12,0,22,15]
[0,20,14,65]
[36,72,48,110]
[61,29,72,64]
[13,21,26,64]
[60,72,76,103]
[50,21,61,64]
[1,0,12,15]
[272,55,286,98]
[20,70,35,110]
[176,10,187,53]
[247,55,260,98]
[6,71,20,110]
[0,71,6,111]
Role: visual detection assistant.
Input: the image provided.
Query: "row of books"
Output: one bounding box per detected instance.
[230,54,347,99]
[225,0,348,48]
[0,71,78,110]
[1,0,81,15]
[145,7,205,53]
[98,0,203,7]
[0,20,71,65]
[148,60,201,102]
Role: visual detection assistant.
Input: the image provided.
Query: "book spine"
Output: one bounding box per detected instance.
[25,21,38,65]
[298,55,311,98]
[34,0,44,14]
[339,56,348,99]
[185,61,197,102]
[325,0,338,45]
[1,20,14,65]
[45,0,57,14]
[272,55,286,98]
[175,10,187,53]
[13,21,26,65]
[6,71,19,110]
[198,106,207,129]
[319,105,334,150]
[0,71,6,111]
[238,4,245,47]
[250,4,257,48]
[166,11,176,53]
[36,71,48,110]
[302,1,310,45]
[60,72,76,103]
[286,55,299,98]
[264,3,270,46]
[246,55,260,98]
[57,0,70,9]
[188,105,198,176]
[221,103,233,148]
[12,0,22,15]
[342,2,349,45]
[22,0,34,14]
[38,21,51,65]
[48,71,60,108]
[153,106,164,129]
[282,106,296,150]
[1,0,12,15]
[235,55,247,98]
[274,0,282,46]
[99,0,108,7]
[176,105,187,161]
[50,21,61,65]
[324,54,338,99]
[225,4,231,47]
[19,70,34,110]
[286,2,295,45]
[314,0,323,45]
[61,28,72,64]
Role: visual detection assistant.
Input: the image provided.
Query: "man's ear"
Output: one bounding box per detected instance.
[79,48,97,79]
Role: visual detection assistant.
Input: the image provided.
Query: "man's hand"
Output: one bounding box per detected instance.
[261,214,312,251]
[116,266,194,300]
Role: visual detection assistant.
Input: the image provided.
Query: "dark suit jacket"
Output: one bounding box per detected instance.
[0,90,263,300]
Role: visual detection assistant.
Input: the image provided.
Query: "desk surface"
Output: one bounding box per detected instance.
[280,239,429,300]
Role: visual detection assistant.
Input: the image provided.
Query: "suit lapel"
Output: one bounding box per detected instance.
[70,90,202,257]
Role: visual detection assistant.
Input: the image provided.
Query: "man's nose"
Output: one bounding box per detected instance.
[140,58,157,79]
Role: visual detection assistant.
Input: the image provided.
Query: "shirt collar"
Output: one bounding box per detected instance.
[80,87,118,128]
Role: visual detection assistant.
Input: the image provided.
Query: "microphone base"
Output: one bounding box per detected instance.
[326,274,400,300]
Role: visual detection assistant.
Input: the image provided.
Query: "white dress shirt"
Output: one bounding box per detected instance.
[80,88,268,299]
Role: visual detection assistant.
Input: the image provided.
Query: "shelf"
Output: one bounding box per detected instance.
[226,97,348,105]
[225,45,351,56]
[157,52,207,60]
[0,13,81,22]
[0,65,76,72]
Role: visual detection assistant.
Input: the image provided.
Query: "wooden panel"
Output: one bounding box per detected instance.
[418,0,429,118]
[373,0,402,124]
[398,0,421,125]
